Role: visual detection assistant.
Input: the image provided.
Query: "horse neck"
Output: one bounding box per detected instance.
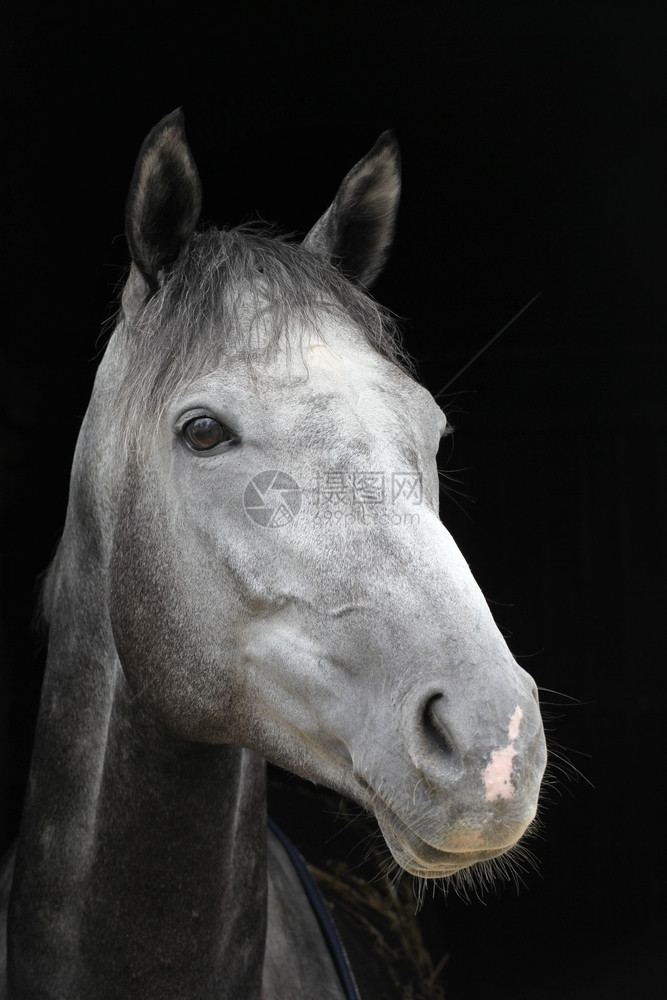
[9,467,268,999]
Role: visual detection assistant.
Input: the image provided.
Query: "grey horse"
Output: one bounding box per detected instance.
[0,111,547,999]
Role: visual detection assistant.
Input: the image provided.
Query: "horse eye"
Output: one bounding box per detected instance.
[183,416,232,451]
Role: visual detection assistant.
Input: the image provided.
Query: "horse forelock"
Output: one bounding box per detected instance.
[113,225,411,448]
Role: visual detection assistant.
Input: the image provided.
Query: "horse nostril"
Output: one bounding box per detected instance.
[423,694,454,755]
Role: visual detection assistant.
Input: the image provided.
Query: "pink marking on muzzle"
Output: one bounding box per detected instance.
[482,706,524,801]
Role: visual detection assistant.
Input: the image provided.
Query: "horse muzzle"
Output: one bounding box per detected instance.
[353,672,547,879]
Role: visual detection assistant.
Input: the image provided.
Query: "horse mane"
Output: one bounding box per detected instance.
[116,224,412,444]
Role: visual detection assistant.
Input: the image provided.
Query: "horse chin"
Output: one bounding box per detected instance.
[376,813,519,880]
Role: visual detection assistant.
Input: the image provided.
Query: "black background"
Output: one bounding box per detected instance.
[1,2,665,998]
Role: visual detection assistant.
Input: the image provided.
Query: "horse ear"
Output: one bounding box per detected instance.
[124,108,202,301]
[303,131,401,287]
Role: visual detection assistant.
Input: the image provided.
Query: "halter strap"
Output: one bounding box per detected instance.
[267,817,362,1000]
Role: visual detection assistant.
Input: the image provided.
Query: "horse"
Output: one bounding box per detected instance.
[0,110,547,999]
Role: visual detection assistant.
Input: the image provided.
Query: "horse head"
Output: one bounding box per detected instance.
[93,110,546,880]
